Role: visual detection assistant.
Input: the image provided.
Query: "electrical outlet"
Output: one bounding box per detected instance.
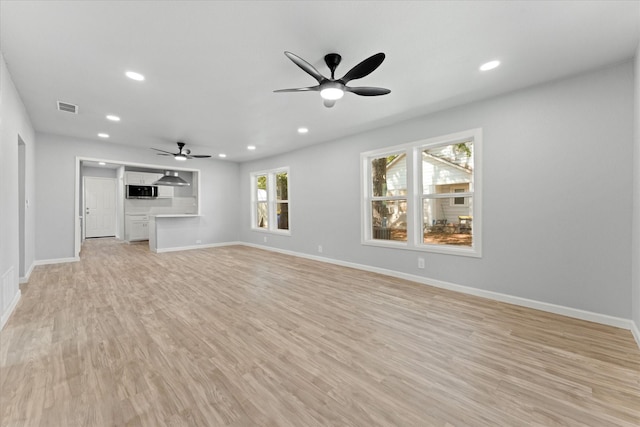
[263,236,267,243]
[196,239,202,244]
[418,257,425,269]
[318,245,323,253]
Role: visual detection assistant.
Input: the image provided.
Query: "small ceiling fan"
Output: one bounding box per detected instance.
[274,51,391,108]
[151,142,211,161]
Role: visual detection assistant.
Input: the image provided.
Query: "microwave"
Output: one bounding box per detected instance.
[126,185,158,199]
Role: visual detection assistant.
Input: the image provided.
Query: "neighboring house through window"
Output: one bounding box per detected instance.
[361,129,481,257]
[251,167,290,234]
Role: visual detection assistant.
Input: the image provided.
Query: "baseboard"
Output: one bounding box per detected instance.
[154,241,242,253]
[631,321,640,349]
[34,256,80,266]
[240,242,636,334]
[19,262,35,284]
[0,290,21,330]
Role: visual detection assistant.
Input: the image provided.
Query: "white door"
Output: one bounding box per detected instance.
[84,177,117,238]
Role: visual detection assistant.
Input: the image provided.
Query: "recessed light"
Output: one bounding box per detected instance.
[98,133,109,138]
[297,127,309,134]
[125,71,145,81]
[218,153,227,158]
[247,145,256,150]
[98,162,106,166]
[106,115,120,122]
[479,60,500,71]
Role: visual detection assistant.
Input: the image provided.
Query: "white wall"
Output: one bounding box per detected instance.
[34,133,240,260]
[0,53,35,327]
[240,61,635,319]
[82,165,117,178]
[632,44,640,338]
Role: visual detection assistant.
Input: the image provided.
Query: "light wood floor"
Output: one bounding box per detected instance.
[1,239,639,426]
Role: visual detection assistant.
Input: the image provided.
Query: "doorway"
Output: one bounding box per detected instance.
[84,177,117,238]
[18,138,26,277]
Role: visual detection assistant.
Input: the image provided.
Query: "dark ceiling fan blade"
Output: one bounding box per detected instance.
[190,155,212,158]
[274,85,321,93]
[151,148,176,155]
[156,153,172,156]
[284,51,327,84]
[346,86,391,96]
[340,53,386,84]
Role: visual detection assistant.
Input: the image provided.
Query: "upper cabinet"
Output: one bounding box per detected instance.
[125,172,161,186]
[157,185,174,198]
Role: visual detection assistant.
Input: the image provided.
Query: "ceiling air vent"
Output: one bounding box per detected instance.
[57,101,78,114]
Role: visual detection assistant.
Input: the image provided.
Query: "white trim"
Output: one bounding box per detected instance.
[19,262,34,284]
[34,256,80,266]
[1,290,21,330]
[153,241,242,253]
[240,242,635,333]
[631,321,640,349]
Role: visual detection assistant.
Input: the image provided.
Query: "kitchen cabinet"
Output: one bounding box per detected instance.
[157,185,174,198]
[125,172,161,186]
[126,214,150,241]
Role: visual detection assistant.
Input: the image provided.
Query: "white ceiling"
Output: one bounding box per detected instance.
[1,1,638,162]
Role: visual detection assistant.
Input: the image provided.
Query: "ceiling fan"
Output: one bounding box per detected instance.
[151,142,211,161]
[274,51,391,108]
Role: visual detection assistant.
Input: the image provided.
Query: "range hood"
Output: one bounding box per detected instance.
[153,171,190,186]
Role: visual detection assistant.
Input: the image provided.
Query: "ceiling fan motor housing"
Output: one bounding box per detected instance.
[324,53,342,78]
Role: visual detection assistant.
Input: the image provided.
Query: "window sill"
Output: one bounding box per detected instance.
[362,239,481,258]
[252,228,291,237]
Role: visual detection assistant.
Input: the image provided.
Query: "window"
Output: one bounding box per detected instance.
[451,186,469,206]
[251,168,290,234]
[370,153,407,242]
[362,129,481,257]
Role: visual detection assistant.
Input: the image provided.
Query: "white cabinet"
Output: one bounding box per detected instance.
[126,214,150,241]
[157,185,174,198]
[125,172,161,185]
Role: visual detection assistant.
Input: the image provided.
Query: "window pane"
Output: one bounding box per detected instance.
[257,202,268,228]
[422,142,473,194]
[371,200,407,241]
[371,155,406,197]
[256,175,267,201]
[276,172,288,200]
[422,197,472,246]
[277,202,289,230]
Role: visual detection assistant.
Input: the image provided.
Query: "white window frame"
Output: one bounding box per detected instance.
[361,128,482,257]
[250,167,291,235]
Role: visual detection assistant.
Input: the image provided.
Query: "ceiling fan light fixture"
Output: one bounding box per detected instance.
[153,171,190,186]
[175,154,187,161]
[320,86,344,101]
[275,51,389,108]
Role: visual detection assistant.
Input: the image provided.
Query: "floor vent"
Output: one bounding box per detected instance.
[57,101,78,114]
